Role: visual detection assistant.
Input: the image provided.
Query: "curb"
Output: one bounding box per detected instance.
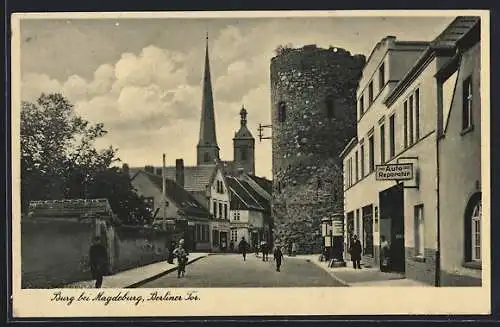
[301,257,351,287]
[126,255,208,288]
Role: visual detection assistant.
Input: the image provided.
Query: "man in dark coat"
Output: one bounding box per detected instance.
[238,237,248,261]
[261,241,269,261]
[273,245,284,272]
[349,234,362,269]
[89,236,107,288]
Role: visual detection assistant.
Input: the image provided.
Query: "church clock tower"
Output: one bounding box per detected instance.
[233,106,255,175]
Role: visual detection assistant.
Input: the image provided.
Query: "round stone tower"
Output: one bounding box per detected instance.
[270,44,365,254]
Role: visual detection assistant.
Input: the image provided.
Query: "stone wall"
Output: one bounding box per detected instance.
[21,218,174,288]
[270,45,365,254]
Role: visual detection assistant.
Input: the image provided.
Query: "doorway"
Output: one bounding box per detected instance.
[379,183,405,273]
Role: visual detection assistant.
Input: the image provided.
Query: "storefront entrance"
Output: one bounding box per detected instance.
[220,232,228,252]
[379,183,405,273]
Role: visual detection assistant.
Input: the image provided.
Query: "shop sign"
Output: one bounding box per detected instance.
[375,163,414,181]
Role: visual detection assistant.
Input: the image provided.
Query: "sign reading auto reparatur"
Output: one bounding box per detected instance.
[375,163,414,181]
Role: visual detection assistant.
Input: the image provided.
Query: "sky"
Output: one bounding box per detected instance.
[18,13,456,179]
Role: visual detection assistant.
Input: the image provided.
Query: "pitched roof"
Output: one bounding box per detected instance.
[246,174,273,195]
[129,165,218,192]
[226,176,264,211]
[136,171,211,219]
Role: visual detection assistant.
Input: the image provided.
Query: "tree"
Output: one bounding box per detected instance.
[20,93,149,225]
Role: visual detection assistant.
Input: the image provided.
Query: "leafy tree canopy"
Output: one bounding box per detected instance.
[21,93,151,225]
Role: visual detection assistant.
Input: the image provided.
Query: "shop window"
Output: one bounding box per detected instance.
[362,205,374,256]
[414,204,425,257]
[462,76,473,131]
[277,101,287,123]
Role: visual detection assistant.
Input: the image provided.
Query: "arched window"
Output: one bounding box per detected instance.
[241,148,248,161]
[471,201,482,261]
[464,192,482,263]
[277,101,287,123]
[204,152,210,163]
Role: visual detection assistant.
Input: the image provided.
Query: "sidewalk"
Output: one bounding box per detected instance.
[65,253,209,288]
[296,254,431,287]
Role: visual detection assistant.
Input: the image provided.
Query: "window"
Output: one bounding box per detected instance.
[471,202,481,261]
[409,95,414,145]
[379,63,385,90]
[326,96,334,118]
[359,95,364,116]
[218,203,223,218]
[380,123,386,164]
[389,114,395,158]
[213,200,217,217]
[355,209,360,238]
[347,157,353,186]
[415,89,420,140]
[204,152,210,163]
[231,229,238,242]
[368,81,374,105]
[404,101,408,148]
[462,76,473,131]
[143,197,154,213]
[414,205,425,256]
[355,151,359,181]
[360,143,365,177]
[278,101,287,123]
[241,148,247,161]
[368,135,374,173]
[233,211,240,221]
[224,203,228,219]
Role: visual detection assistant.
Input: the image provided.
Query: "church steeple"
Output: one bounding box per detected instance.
[233,106,255,175]
[197,33,220,165]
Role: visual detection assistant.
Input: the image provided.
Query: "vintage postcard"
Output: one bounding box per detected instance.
[10,10,491,318]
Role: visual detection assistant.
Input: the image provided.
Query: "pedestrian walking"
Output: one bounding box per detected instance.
[380,235,390,272]
[291,242,298,256]
[349,234,362,269]
[238,237,248,261]
[261,241,269,261]
[89,236,107,288]
[273,245,284,272]
[173,239,189,278]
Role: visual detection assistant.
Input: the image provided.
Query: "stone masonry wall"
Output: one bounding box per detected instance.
[270,45,365,254]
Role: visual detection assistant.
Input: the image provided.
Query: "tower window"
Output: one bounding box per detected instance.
[241,148,248,161]
[277,101,287,123]
[204,152,210,162]
[326,96,334,119]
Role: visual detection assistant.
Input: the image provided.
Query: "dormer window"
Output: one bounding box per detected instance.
[277,101,287,123]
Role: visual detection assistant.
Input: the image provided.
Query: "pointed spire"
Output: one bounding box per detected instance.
[197,33,219,165]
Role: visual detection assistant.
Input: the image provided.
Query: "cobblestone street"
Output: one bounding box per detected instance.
[139,254,345,288]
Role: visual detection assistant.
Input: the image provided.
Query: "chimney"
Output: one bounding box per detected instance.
[176,159,185,188]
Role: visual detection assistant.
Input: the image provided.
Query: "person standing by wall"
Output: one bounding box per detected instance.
[273,244,284,272]
[173,239,189,278]
[89,236,107,288]
[380,235,390,272]
[349,234,362,269]
[238,237,248,261]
